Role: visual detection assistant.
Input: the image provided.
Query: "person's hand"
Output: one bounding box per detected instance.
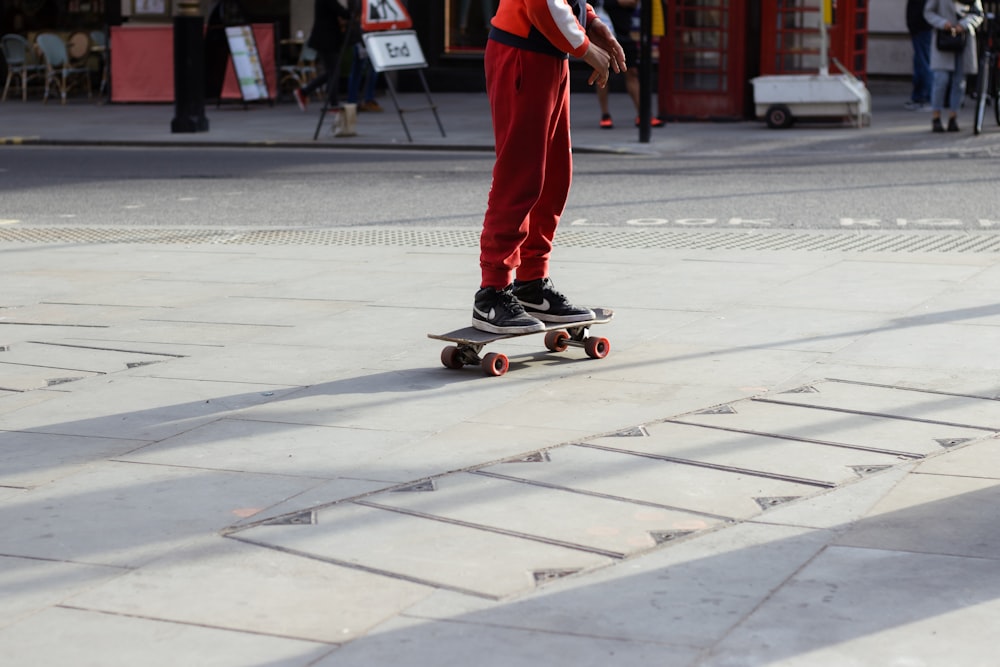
[586,19,626,76]
[582,42,612,87]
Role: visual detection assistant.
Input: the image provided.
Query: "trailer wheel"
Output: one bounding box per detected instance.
[765,105,794,129]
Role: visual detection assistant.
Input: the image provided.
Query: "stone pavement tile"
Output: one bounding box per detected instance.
[362,471,724,558]
[0,366,101,392]
[234,502,612,599]
[586,420,909,487]
[234,365,550,433]
[586,344,824,394]
[914,436,1000,478]
[469,378,736,437]
[398,522,832,648]
[0,430,149,488]
[834,321,1000,371]
[674,396,988,458]
[743,258,985,313]
[833,471,1000,559]
[0,606,332,667]
[750,464,915,530]
[0,460,323,567]
[0,555,124,628]
[312,613,695,667]
[478,445,820,520]
[664,305,889,353]
[911,286,1000,326]
[64,536,434,643]
[0,375,301,440]
[1,339,169,374]
[226,478,392,526]
[700,546,1000,667]
[756,379,1000,431]
[126,340,368,386]
[119,417,432,482]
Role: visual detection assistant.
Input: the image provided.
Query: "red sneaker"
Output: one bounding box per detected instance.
[635,116,666,127]
[599,114,613,129]
[293,88,308,112]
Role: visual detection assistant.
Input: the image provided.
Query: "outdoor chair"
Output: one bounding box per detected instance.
[90,30,108,97]
[36,32,92,104]
[279,45,318,97]
[1,34,45,102]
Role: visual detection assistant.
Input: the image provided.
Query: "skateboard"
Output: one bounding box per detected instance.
[428,308,613,376]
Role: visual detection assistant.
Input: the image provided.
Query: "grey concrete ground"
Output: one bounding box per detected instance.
[2,79,1000,666]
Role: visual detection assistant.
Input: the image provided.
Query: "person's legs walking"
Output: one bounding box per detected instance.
[930,68,949,131]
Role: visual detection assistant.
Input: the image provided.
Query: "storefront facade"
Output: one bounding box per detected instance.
[3,0,876,120]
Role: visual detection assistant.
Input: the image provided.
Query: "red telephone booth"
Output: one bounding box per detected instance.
[759,0,868,78]
[658,0,749,120]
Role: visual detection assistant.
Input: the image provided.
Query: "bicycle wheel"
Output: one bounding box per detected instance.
[975,58,989,135]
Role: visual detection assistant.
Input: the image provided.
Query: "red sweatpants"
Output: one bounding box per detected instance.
[479,40,573,289]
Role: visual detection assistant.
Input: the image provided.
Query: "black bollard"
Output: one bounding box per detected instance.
[171,1,209,133]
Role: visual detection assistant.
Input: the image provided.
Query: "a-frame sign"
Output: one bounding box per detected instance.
[361,0,412,32]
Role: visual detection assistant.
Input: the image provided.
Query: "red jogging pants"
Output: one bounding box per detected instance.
[479,40,573,289]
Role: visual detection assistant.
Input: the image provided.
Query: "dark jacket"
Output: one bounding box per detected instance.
[307,0,352,52]
[907,0,931,34]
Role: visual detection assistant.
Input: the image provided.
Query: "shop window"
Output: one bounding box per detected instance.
[445,0,496,53]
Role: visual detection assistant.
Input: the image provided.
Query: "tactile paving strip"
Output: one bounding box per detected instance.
[2,227,1000,252]
[226,379,1000,599]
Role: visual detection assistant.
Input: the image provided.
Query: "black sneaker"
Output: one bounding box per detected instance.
[932,118,945,133]
[512,278,595,323]
[472,285,545,334]
[947,117,960,132]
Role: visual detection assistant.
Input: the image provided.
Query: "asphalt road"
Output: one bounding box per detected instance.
[2,145,998,232]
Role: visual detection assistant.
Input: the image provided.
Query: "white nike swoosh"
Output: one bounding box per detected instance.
[519,298,551,311]
[473,306,496,320]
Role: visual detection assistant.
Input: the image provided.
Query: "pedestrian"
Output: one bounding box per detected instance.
[293,0,352,112]
[472,0,625,333]
[905,0,933,109]
[593,0,663,129]
[923,0,984,132]
[346,31,382,111]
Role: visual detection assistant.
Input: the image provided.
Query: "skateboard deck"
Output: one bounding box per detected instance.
[429,307,613,376]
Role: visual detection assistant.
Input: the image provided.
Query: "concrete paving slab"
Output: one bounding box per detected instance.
[469,378,732,436]
[701,546,1000,667]
[584,344,825,394]
[65,536,433,643]
[835,320,1000,371]
[398,522,834,648]
[119,417,432,481]
[750,463,916,530]
[0,555,124,629]
[761,378,1000,430]
[914,435,1000,478]
[0,366,100,392]
[587,420,910,487]
[478,444,821,519]
[834,471,1000,559]
[673,394,988,458]
[311,612,691,667]
[0,460,322,567]
[233,501,612,599]
[0,375,302,440]
[0,430,150,488]
[0,606,332,667]
[664,305,888,353]
[362,471,722,559]
[744,258,984,313]
[0,340,172,375]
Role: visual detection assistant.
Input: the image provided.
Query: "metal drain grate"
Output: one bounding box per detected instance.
[2,227,1000,253]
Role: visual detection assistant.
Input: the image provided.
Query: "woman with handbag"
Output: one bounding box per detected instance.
[924,0,984,132]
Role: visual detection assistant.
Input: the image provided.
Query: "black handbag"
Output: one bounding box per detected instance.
[936,28,967,52]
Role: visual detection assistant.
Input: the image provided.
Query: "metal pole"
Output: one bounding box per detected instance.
[172,0,210,133]
[638,0,653,143]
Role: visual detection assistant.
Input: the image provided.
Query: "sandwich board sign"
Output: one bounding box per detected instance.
[362,30,426,72]
[361,0,412,32]
[224,26,270,102]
